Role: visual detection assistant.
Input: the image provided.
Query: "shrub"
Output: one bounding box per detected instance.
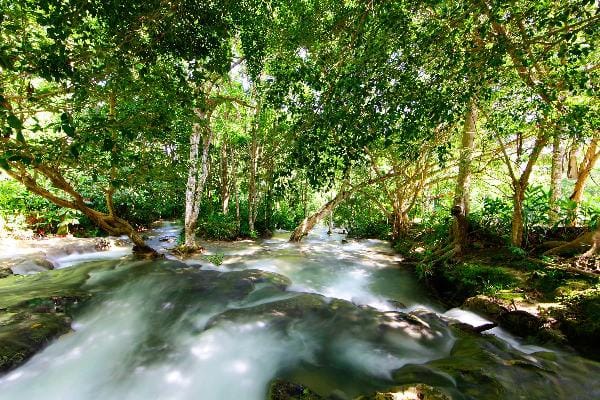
[197,212,239,240]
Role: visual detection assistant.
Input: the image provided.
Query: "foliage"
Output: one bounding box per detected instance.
[334,195,390,240]
[204,253,225,266]
[197,212,239,241]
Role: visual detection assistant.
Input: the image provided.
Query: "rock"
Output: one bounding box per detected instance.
[497,310,543,338]
[341,239,349,244]
[9,256,55,275]
[462,296,507,319]
[268,379,324,400]
[388,300,407,309]
[94,238,111,251]
[114,238,130,247]
[356,384,450,400]
[0,311,71,372]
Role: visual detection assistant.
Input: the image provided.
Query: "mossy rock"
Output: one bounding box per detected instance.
[462,296,507,319]
[497,310,542,338]
[268,379,324,400]
[0,311,71,372]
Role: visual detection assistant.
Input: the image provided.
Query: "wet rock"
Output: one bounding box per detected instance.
[0,311,71,372]
[462,296,507,319]
[355,384,450,400]
[497,310,543,338]
[388,300,407,309]
[114,238,130,247]
[268,379,324,400]
[462,296,549,340]
[0,264,13,279]
[8,256,55,275]
[94,238,111,251]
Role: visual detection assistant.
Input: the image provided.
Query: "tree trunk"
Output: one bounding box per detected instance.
[184,110,213,249]
[4,166,157,255]
[569,138,599,226]
[582,228,600,257]
[497,130,548,248]
[511,186,525,247]
[220,139,230,215]
[543,229,598,257]
[248,132,258,233]
[567,142,579,179]
[451,102,476,255]
[549,133,564,223]
[290,189,348,242]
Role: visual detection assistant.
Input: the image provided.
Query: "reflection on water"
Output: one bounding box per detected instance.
[1,223,599,400]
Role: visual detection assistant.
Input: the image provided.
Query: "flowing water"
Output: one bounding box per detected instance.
[1,223,599,399]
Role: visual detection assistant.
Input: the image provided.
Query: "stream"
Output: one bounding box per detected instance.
[0,223,599,399]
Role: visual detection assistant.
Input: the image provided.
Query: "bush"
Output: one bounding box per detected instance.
[197,212,239,240]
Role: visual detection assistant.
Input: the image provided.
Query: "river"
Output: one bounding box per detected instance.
[0,223,598,399]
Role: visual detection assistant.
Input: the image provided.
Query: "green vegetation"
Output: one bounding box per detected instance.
[0,0,599,377]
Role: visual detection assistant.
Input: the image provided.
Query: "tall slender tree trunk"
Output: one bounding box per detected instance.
[511,185,526,247]
[220,139,230,215]
[184,110,213,249]
[451,102,476,255]
[549,133,564,223]
[232,148,240,232]
[248,133,258,233]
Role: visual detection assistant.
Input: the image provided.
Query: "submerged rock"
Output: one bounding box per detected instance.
[10,256,55,275]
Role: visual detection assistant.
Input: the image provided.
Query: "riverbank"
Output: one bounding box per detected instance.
[394,233,600,361]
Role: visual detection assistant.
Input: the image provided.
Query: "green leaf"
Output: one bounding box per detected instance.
[16,130,25,142]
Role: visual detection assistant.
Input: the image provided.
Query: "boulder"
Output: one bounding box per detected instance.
[462,296,507,319]
[497,310,543,338]
[8,256,55,275]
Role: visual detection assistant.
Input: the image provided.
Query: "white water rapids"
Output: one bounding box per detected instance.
[0,223,598,400]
